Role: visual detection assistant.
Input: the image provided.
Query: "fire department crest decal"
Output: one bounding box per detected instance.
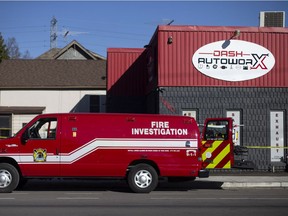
[33,148,47,162]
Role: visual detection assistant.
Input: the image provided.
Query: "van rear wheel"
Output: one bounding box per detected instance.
[0,163,20,193]
[127,164,158,193]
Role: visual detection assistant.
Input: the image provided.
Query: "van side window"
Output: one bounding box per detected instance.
[204,120,229,140]
[28,118,57,139]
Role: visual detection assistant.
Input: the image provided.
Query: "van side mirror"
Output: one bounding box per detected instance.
[21,130,29,144]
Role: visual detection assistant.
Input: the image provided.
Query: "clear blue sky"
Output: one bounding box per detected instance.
[1,1,287,58]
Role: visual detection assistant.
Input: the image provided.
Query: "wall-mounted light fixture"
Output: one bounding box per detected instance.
[231,29,240,39]
[223,29,241,48]
[167,36,173,44]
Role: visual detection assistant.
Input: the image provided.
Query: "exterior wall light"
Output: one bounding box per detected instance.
[167,36,173,44]
[232,30,240,38]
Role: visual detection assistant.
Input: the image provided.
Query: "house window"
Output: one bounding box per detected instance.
[0,115,11,139]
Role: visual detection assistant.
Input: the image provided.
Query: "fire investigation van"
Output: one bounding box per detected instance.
[0,113,236,193]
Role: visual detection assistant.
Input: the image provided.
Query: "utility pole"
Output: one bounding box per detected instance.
[50,16,57,49]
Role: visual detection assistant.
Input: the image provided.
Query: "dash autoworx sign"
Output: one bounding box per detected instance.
[192,40,275,81]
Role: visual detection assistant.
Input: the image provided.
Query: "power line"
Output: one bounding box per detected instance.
[0,25,48,30]
[64,25,150,37]
[1,17,154,58]
[57,18,147,28]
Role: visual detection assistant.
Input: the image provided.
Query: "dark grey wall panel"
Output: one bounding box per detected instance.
[158,87,288,171]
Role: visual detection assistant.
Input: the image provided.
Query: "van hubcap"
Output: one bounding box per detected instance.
[134,170,152,188]
[0,170,12,188]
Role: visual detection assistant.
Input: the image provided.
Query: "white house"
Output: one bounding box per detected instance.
[0,40,106,137]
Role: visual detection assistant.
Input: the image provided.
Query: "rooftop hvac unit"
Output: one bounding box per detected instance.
[260,11,285,27]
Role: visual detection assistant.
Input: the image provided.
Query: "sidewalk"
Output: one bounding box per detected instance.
[201,174,288,189]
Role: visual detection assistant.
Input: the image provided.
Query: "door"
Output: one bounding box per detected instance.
[19,117,60,176]
[201,118,234,169]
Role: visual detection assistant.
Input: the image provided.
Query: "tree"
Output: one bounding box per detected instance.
[6,37,21,59]
[22,50,31,59]
[0,33,9,62]
[1,34,32,60]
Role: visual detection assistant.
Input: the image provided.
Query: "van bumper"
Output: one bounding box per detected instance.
[198,169,209,178]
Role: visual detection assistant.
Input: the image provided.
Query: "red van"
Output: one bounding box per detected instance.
[0,113,234,193]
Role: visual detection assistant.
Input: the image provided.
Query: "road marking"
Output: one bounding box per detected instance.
[151,197,288,200]
[12,193,29,195]
[57,197,99,200]
[0,198,15,200]
[65,192,102,195]
[220,198,288,200]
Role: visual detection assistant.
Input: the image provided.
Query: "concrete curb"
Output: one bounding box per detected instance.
[206,176,288,189]
[222,182,288,189]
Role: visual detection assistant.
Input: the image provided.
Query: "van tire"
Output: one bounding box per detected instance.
[0,163,20,193]
[127,164,158,193]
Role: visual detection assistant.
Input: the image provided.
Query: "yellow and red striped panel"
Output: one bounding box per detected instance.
[201,140,232,169]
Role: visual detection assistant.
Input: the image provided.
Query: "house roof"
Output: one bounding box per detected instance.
[0,106,45,114]
[36,48,62,59]
[0,59,106,90]
[37,40,106,60]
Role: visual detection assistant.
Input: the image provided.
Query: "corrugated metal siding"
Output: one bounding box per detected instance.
[107,48,147,96]
[157,26,288,87]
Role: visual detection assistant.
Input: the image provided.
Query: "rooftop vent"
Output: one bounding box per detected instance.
[260,11,285,27]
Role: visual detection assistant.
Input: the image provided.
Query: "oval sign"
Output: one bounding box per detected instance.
[192,40,275,81]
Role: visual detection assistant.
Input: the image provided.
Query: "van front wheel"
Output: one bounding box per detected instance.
[127,164,158,193]
[0,163,20,193]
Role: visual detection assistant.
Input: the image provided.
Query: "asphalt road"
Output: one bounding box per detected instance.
[0,179,287,216]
